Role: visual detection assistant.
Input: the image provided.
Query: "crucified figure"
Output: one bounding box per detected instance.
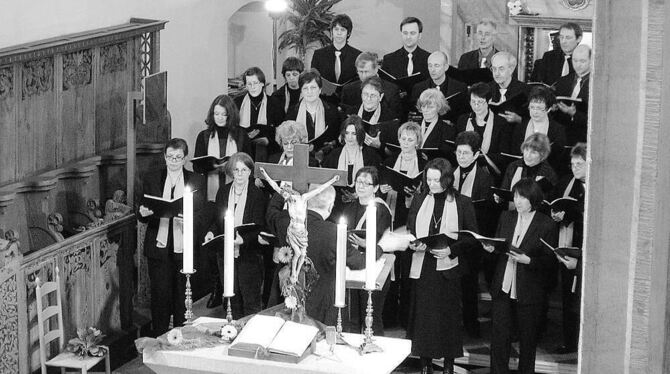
[259,167,340,283]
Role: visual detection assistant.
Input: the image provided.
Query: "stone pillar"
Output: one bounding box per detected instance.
[582,0,670,372]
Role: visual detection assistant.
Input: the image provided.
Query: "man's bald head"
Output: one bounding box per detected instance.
[427,51,449,83]
[572,44,591,77]
[306,184,336,214]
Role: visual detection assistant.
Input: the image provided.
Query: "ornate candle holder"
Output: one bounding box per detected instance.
[180,269,196,324]
[220,294,239,343]
[358,289,383,354]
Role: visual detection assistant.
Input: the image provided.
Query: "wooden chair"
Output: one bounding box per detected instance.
[35,267,111,374]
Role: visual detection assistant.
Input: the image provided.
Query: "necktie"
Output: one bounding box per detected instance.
[499,88,507,102]
[407,53,414,76]
[334,51,342,82]
[561,55,571,77]
[480,57,487,68]
[571,76,582,98]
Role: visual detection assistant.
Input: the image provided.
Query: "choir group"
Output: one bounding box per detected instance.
[138,14,590,374]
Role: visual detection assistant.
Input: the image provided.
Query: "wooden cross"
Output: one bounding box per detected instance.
[254,144,348,193]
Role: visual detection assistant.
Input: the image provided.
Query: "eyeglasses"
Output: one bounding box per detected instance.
[282,139,299,147]
[528,105,547,112]
[362,92,380,100]
[232,167,251,174]
[470,99,487,106]
[355,180,374,187]
[165,154,185,162]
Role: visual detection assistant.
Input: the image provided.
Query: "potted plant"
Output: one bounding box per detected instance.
[278,0,342,61]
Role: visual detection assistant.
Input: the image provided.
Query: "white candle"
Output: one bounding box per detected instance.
[335,216,347,307]
[182,187,194,273]
[365,200,376,290]
[223,209,235,297]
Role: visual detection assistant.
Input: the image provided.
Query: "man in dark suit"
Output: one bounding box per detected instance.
[458,19,498,77]
[266,184,381,325]
[340,52,401,118]
[138,138,207,337]
[530,22,583,85]
[310,14,361,88]
[381,17,430,91]
[552,44,591,146]
[489,51,529,124]
[410,51,468,123]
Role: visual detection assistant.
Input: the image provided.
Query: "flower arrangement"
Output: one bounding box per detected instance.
[276,255,319,321]
[66,327,107,358]
[507,0,536,16]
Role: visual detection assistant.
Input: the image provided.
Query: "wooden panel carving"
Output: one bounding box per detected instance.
[100,43,127,74]
[61,243,93,335]
[0,66,16,184]
[62,49,92,90]
[95,235,121,331]
[21,57,53,99]
[0,274,19,374]
[0,66,13,99]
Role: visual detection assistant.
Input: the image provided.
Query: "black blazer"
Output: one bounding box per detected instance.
[381,152,427,226]
[488,79,530,119]
[311,43,362,84]
[551,73,590,145]
[285,99,341,149]
[340,78,402,118]
[139,169,207,260]
[530,49,574,86]
[456,111,512,164]
[500,160,558,194]
[406,192,481,279]
[193,128,251,173]
[322,145,382,184]
[271,84,301,113]
[550,175,585,247]
[233,93,285,128]
[509,118,567,172]
[421,118,457,164]
[381,46,430,85]
[457,48,498,70]
[410,77,469,123]
[211,181,267,256]
[489,210,558,304]
[455,165,496,236]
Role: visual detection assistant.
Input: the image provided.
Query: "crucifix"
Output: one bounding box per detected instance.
[255,144,348,284]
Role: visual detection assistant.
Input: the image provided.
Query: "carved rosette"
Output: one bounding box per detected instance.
[22,57,53,99]
[0,274,19,374]
[0,66,13,100]
[561,0,590,10]
[63,49,92,90]
[100,43,127,74]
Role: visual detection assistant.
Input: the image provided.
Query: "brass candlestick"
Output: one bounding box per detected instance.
[220,295,239,343]
[225,297,234,323]
[180,269,196,324]
[336,306,344,334]
[358,289,383,354]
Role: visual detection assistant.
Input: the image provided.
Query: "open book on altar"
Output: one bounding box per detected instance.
[228,314,319,363]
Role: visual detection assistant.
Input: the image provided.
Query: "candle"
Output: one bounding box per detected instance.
[335,216,347,307]
[223,209,235,297]
[365,200,376,290]
[182,187,194,273]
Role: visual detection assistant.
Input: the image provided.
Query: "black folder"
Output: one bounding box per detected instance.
[142,194,183,218]
[190,155,230,173]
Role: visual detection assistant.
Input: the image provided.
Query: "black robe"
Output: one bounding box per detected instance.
[406,191,480,358]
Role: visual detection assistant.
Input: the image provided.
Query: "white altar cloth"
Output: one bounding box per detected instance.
[143,317,411,374]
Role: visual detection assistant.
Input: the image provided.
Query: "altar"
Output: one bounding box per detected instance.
[143,317,411,374]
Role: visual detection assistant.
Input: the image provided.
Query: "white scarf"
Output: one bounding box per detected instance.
[385,153,420,219]
[558,177,576,247]
[358,104,381,124]
[524,118,549,140]
[239,93,268,128]
[511,166,524,190]
[227,181,248,227]
[502,211,535,299]
[453,164,477,198]
[337,146,365,186]
[420,119,439,148]
[282,85,292,113]
[409,194,459,278]
[156,171,184,253]
[355,197,392,230]
[466,110,494,154]
[206,131,238,201]
[297,99,326,140]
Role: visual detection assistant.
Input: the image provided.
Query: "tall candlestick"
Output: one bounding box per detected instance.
[183,187,194,273]
[365,200,376,290]
[335,216,347,308]
[223,209,235,297]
